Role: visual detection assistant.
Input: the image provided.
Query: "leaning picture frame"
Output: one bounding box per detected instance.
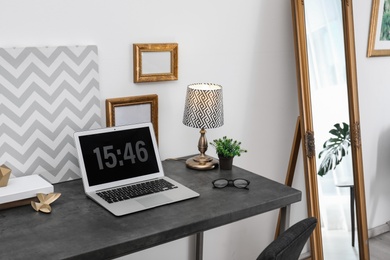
[105,94,159,143]
[367,0,390,57]
[133,43,178,83]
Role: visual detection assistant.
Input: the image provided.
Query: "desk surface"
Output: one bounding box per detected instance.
[0,158,301,259]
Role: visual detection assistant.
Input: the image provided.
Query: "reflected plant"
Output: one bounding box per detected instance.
[317,122,351,177]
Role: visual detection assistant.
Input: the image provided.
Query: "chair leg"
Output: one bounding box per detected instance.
[350,186,355,247]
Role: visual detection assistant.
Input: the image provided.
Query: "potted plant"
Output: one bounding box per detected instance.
[210,136,247,170]
[317,122,351,176]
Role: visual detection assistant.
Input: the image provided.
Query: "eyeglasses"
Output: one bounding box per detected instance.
[212,178,250,189]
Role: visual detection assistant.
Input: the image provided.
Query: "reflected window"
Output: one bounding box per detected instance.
[306,0,346,90]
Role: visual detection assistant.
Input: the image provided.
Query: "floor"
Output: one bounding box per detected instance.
[322,229,359,259]
[369,231,390,260]
[323,229,390,259]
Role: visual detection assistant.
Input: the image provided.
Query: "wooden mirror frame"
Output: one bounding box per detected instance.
[290,0,370,259]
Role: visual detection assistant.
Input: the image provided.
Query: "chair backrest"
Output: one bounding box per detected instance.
[257,217,317,260]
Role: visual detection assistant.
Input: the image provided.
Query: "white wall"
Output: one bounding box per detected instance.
[5,0,388,259]
[354,1,390,230]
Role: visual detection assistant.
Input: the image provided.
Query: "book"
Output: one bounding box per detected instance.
[0,175,53,206]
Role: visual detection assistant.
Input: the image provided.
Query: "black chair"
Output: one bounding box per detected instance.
[257,217,317,260]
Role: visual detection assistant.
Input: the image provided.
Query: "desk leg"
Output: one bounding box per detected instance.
[196,232,204,260]
[195,206,290,259]
[278,205,291,235]
[350,187,355,247]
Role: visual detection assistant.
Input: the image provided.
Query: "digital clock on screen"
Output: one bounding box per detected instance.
[92,141,148,170]
[79,126,159,186]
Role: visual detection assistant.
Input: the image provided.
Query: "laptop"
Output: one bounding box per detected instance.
[73,122,199,216]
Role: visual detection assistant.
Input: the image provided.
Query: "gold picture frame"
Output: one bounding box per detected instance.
[367,0,390,57]
[105,94,159,143]
[133,43,178,82]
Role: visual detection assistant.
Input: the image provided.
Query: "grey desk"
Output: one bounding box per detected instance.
[0,158,301,260]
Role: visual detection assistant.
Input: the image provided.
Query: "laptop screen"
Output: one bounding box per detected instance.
[78,126,159,186]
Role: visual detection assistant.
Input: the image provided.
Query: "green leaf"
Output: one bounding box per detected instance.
[317,122,350,176]
[209,136,247,158]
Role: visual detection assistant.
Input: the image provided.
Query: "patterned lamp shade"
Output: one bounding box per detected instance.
[182,83,224,129]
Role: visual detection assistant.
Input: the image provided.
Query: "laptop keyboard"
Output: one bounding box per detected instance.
[96,179,178,204]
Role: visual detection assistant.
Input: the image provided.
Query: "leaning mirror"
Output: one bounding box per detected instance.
[290,0,370,259]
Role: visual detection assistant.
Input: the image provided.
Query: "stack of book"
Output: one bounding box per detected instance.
[0,175,53,210]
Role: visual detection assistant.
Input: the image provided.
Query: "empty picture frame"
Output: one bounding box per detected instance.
[105,94,159,143]
[133,43,178,83]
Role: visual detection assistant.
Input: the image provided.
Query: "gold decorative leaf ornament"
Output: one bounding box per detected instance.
[31,193,61,213]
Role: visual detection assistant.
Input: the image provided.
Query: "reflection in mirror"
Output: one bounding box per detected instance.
[142,51,171,74]
[304,0,355,258]
[290,0,370,259]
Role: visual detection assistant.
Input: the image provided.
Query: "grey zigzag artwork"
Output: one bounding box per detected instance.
[0,45,101,183]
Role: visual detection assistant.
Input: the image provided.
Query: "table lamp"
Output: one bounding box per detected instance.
[182,83,224,170]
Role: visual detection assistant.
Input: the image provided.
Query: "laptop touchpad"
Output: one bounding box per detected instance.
[137,194,173,208]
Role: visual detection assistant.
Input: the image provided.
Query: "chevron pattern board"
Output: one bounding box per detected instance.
[0,45,101,183]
